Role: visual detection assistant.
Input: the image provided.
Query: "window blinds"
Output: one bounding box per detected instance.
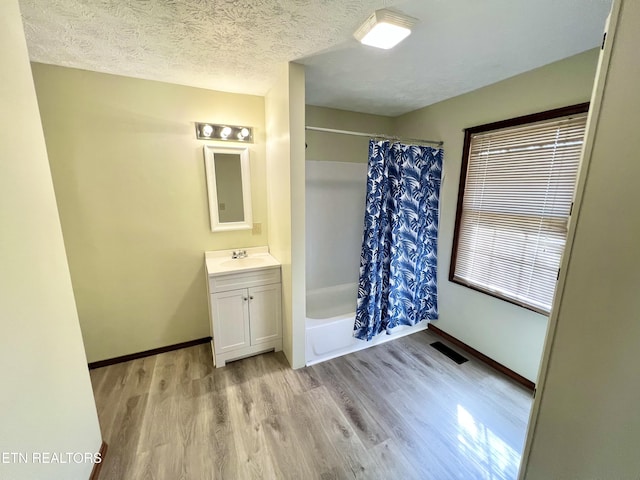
[452,112,588,314]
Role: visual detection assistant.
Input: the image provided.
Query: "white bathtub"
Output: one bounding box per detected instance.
[305,282,430,366]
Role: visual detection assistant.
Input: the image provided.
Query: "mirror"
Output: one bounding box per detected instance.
[203,145,252,232]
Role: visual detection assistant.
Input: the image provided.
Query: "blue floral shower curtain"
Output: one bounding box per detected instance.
[354,140,443,341]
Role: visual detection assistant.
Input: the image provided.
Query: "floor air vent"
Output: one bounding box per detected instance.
[430,341,468,365]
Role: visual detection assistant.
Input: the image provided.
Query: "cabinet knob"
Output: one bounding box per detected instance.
[249,296,254,300]
[243,297,248,301]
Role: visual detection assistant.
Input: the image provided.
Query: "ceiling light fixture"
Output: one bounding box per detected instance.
[354,8,417,50]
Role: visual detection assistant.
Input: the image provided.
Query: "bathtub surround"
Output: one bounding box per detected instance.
[32,64,268,363]
[305,161,368,290]
[355,141,443,340]
[0,1,103,478]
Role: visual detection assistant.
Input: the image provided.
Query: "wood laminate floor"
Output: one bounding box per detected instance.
[90,330,532,480]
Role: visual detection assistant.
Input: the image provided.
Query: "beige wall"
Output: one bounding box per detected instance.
[289,64,307,369]
[266,62,306,368]
[305,105,394,162]
[266,64,293,365]
[522,1,640,477]
[0,1,102,478]
[394,49,600,381]
[32,64,268,363]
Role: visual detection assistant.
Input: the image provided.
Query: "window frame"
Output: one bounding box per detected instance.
[449,102,590,315]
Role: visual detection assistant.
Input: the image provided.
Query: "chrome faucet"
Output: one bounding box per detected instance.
[231,249,248,259]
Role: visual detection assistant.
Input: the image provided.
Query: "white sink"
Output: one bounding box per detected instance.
[204,247,280,276]
[220,257,266,268]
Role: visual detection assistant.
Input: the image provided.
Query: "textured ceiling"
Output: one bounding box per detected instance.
[302,0,612,115]
[19,0,612,116]
[19,0,385,96]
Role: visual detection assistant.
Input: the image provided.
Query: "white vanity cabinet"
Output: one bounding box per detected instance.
[206,263,282,367]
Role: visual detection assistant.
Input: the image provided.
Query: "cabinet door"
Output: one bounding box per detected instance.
[248,284,282,345]
[211,289,250,354]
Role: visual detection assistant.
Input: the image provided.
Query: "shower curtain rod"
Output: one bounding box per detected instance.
[305,125,443,147]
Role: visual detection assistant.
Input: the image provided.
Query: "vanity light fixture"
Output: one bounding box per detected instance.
[196,123,254,143]
[354,8,417,50]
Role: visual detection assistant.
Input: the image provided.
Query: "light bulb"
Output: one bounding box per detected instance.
[240,128,250,137]
[221,126,232,138]
[201,124,213,137]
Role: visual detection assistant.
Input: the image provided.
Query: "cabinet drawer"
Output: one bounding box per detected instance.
[209,267,281,293]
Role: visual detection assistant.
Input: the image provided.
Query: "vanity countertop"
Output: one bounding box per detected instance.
[205,246,281,276]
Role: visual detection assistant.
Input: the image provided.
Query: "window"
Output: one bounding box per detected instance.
[450,103,589,315]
